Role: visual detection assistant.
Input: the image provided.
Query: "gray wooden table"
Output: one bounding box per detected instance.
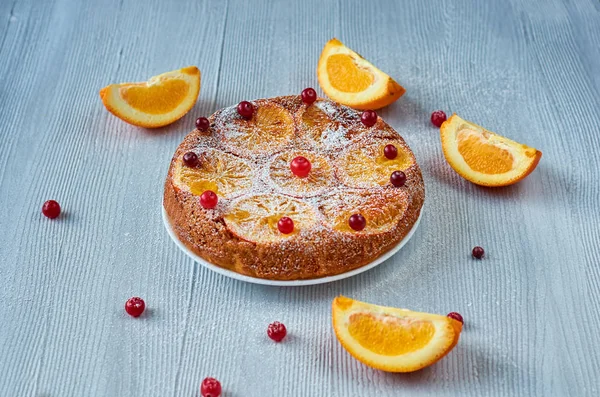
[1,0,599,395]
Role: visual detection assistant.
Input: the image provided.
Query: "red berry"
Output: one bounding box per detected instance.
[200,190,218,209]
[361,110,377,127]
[431,110,447,127]
[182,152,199,167]
[196,117,210,131]
[237,101,254,119]
[42,200,61,219]
[125,297,145,318]
[200,377,222,397]
[267,321,287,342]
[277,217,294,234]
[290,156,311,178]
[447,312,464,324]
[472,246,485,259]
[390,171,406,187]
[384,144,398,160]
[301,88,317,105]
[349,214,366,231]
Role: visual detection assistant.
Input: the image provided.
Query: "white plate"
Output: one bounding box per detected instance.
[162,206,422,286]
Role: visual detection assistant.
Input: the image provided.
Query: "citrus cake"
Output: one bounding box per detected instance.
[163,94,424,280]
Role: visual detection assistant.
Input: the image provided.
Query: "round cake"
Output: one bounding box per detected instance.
[163,95,424,280]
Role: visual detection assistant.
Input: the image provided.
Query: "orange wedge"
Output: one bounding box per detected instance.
[440,114,542,187]
[332,296,462,373]
[224,194,317,243]
[100,66,201,128]
[317,38,405,110]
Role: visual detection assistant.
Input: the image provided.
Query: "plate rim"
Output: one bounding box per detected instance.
[161,205,422,286]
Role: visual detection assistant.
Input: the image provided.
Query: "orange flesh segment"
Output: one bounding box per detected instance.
[120,79,189,114]
[457,129,514,174]
[348,313,435,356]
[326,54,374,93]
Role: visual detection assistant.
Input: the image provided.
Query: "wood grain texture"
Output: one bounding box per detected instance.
[1,0,599,396]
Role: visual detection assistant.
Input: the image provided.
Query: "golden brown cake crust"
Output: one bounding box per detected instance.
[163,96,424,280]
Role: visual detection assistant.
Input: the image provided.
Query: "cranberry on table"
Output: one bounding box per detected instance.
[301,87,317,105]
[447,312,464,324]
[196,117,210,131]
[290,156,311,178]
[42,200,61,219]
[431,110,447,127]
[200,377,222,397]
[390,171,406,187]
[472,246,485,259]
[349,214,366,231]
[200,190,218,209]
[182,151,199,167]
[237,101,254,119]
[267,321,287,342]
[384,144,398,160]
[277,217,294,234]
[125,297,145,318]
[361,110,378,127]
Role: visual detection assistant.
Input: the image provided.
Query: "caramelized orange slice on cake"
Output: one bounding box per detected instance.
[268,150,335,197]
[221,101,294,157]
[337,140,414,188]
[173,149,252,198]
[317,39,405,110]
[298,101,336,146]
[440,114,542,186]
[224,194,317,243]
[296,100,365,149]
[100,66,200,128]
[332,296,462,373]
[319,189,408,234]
[303,102,332,129]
